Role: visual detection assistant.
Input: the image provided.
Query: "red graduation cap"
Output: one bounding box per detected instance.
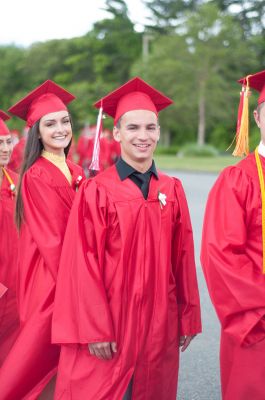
[0,110,11,136]
[240,70,265,274]
[94,76,173,125]
[8,80,75,128]
[90,77,173,170]
[233,70,265,157]
[239,70,265,105]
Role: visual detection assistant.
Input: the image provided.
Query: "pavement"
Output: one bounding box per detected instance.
[165,170,222,400]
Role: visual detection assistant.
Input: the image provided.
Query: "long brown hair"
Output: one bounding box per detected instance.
[15,118,72,230]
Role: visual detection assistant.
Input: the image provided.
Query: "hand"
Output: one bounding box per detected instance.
[88,341,117,360]
[179,335,196,352]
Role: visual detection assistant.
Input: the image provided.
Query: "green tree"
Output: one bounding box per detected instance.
[143,0,203,33]
[213,0,265,37]
[0,46,26,110]
[5,0,142,132]
[92,0,142,83]
[132,3,259,148]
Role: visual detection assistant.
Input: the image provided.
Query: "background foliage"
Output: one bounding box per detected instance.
[1,0,264,151]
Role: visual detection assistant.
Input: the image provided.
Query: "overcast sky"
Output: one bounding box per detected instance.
[0,0,150,47]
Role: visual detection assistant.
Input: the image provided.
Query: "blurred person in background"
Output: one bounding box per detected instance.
[8,124,29,173]
[0,110,19,367]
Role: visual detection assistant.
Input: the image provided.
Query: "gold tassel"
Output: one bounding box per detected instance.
[2,167,16,193]
[232,77,251,157]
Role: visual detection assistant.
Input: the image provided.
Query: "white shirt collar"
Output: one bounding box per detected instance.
[258,141,265,157]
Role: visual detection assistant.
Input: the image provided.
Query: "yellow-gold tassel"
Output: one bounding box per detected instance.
[2,167,16,193]
[232,76,251,157]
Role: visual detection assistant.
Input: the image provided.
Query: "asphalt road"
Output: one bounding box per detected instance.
[165,170,222,400]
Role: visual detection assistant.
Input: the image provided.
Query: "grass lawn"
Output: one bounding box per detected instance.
[154,154,240,173]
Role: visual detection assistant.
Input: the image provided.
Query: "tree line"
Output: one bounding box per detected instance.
[0,0,264,150]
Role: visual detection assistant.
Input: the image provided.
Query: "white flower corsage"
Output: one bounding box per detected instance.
[75,175,83,191]
[158,191,167,209]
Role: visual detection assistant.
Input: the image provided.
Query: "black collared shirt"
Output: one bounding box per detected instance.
[116,158,159,199]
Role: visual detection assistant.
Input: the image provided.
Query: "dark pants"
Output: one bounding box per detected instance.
[123,378,133,400]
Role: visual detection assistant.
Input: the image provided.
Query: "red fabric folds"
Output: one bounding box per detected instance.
[52,165,201,400]
[201,153,265,400]
[0,158,84,400]
[8,136,26,173]
[0,168,19,366]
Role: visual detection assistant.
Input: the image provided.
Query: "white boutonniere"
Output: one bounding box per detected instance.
[10,183,16,192]
[158,191,167,209]
[75,175,83,191]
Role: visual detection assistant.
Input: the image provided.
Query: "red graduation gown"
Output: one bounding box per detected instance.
[0,157,84,400]
[100,137,121,169]
[0,169,19,365]
[110,138,121,164]
[52,165,201,400]
[77,135,94,170]
[8,137,26,173]
[201,153,265,400]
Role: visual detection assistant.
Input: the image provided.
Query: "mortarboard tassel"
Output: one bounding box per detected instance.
[89,104,103,171]
[232,76,251,157]
[2,167,16,193]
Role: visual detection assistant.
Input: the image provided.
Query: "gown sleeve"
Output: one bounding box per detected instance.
[22,165,70,280]
[172,178,202,336]
[201,166,265,346]
[52,179,115,345]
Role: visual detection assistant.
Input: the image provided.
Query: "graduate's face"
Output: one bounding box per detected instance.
[113,109,160,166]
[0,135,13,167]
[254,103,265,144]
[39,110,72,155]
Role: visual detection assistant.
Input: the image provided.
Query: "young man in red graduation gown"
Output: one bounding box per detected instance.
[0,111,19,366]
[201,70,265,400]
[53,77,202,400]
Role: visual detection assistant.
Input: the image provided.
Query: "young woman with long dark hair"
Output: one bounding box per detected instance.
[0,81,85,400]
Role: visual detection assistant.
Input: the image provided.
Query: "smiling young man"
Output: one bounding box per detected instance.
[53,77,202,400]
[201,70,265,400]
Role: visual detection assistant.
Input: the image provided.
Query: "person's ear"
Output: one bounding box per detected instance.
[157,125,160,142]
[113,126,121,143]
[253,109,260,128]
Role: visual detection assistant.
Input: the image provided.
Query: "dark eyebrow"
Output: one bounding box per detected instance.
[125,123,157,127]
[43,119,56,123]
[43,115,70,123]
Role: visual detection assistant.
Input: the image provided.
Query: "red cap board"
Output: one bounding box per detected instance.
[8,80,75,127]
[233,70,265,157]
[94,76,173,125]
[0,110,10,136]
[238,70,265,104]
[238,70,265,274]
[90,77,173,171]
